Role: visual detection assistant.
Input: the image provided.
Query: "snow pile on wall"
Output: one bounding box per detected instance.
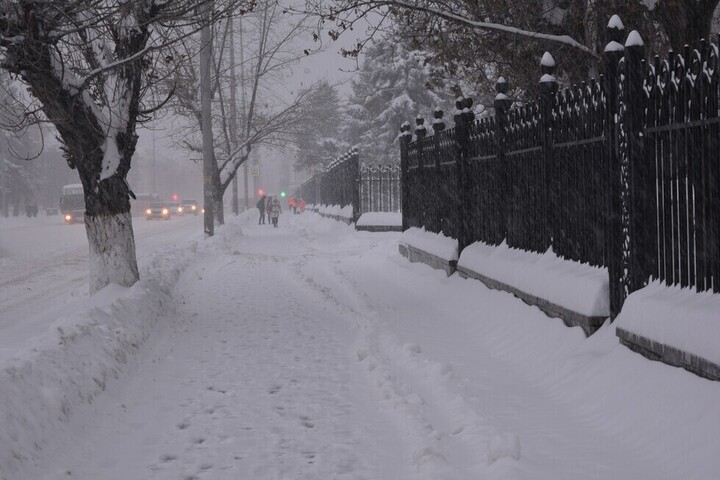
[458,241,609,317]
[400,227,458,261]
[0,238,204,476]
[317,204,353,220]
[615,281,720,365]
[356,212,402,227]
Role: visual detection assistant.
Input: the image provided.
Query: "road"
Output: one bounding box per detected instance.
[0,214,202,357]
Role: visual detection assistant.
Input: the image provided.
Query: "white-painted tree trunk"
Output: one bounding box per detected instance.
[85,211,139,294]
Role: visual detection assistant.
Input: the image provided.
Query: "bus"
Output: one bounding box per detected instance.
[60,183,85,224]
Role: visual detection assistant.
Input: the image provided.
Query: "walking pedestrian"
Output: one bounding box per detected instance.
[268,195,282,228]
[257,194,267,224]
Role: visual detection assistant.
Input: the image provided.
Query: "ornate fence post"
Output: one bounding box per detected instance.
[431,107,446,232]
[399,121,412,231]
[539,53,558,250]
[494,78,512,243]
[415,115,428,227]
[604,15,626,318]
[623,30,655,294]
[351,147,360,222]
[455,96,475,251]
[432,107,446,171]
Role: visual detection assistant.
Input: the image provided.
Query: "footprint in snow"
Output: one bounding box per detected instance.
[159,453,177,463]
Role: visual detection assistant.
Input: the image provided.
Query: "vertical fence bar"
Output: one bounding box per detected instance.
[400,122,411,231]
[624,31,657,293]
[540,53,557,252]
[415,116,427,228]
[494,81,512,245]
[604,20,625,317]
[351,148,360,222]
[455,96,474,252]
[432,108,446,232]
[709,35,720,291]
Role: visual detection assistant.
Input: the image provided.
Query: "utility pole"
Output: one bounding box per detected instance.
[239,16,249,210]
[200,0,215,236]
[151,128,156,194]
[229,14,239,215]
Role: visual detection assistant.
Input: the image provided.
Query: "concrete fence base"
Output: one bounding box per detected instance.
[356,225,403,232]
[398,244,456,277]
[457,266,607,336]
[398,243,606,336]
[616,328,720,381]
[318,213,353,225]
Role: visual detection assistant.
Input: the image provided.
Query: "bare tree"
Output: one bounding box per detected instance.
[170,0,326,224]
[0,0,248,292]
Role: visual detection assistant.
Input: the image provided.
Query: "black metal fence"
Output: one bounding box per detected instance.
[297,147,402,219]
[297,148,360,220]
[400,19,720,317]
[298,174,320,205]
[359,164,401,214]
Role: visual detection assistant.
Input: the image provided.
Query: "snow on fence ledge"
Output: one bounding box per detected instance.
[398,228,720,379]
[356,212,402,232]
[399,227,458,276]
[615,282,720,381]
[316,204,354,225]
[399,228,608,335]
[457,241,609,335]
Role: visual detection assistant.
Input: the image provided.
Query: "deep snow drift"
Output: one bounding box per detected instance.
[2,211,720,480]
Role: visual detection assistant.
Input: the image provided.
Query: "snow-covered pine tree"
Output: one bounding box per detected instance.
[345,38,454,166]
[293,81,347,173]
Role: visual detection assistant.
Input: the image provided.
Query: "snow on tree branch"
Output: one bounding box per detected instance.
[302,0,598,59]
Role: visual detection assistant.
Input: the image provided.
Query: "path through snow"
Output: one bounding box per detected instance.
[15,211,720,480]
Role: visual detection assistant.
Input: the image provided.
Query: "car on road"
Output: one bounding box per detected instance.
[168,202,184,216]
[145,202,171,220]
[181,199,199,215]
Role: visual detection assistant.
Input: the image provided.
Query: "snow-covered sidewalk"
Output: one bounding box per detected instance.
[5,211,720,479]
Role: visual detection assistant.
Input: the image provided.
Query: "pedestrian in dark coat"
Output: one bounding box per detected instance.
[257,194,267,224]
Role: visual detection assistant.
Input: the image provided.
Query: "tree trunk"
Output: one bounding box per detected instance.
[85,210,139,294]
[214,174,225,225]
[656,0,719,51]
[81,169,139,293]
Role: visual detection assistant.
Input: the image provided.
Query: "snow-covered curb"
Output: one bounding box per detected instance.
[615,281,720,370]
[0,232,213,476]
[458,241,609,318]
[400,227,458,261]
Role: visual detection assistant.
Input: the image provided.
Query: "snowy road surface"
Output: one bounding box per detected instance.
[0,215,202,358]
[4,211,720,479]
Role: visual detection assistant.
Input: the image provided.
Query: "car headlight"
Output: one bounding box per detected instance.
[162,208,169,215]
[146,209,152,215]
[191,205,196,211]
[178,207,183,213]
[64,214,72,221]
